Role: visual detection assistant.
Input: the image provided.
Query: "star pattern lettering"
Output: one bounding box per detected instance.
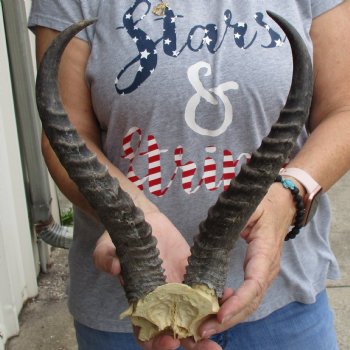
[275,39,283,47]
[203,36,212,45]
[116,7,286,95]
[140,49,151,59]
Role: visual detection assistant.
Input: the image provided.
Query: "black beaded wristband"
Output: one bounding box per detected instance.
[274,175,306,241]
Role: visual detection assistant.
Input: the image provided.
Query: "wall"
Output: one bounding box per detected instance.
[0,0,64,346]
[0,5,38,347]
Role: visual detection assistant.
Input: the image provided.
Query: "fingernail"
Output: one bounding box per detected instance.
[201,328,216,338]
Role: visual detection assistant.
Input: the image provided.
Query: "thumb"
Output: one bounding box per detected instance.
[93,239,121,276]
[240,204,264,239]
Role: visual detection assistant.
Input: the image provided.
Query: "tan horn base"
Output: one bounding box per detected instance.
[120,283,219,342]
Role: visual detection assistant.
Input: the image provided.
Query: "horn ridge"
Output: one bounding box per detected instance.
[36,19,166,302]
[184,12,313,296]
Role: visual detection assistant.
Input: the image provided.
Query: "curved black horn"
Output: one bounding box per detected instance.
[184,12,313,296]
[36,19,166,302]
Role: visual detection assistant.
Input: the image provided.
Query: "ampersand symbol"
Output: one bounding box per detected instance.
[185,61,239,137]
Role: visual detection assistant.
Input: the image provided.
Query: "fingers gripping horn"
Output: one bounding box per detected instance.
[35,19,166,302]
[184,12,313,296]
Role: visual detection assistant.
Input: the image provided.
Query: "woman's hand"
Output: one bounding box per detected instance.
[153,181,298,350]
[93,211,190,282]
[93,183,297,349]
[193,182,297,340]
[93,210,191,350]
[93,231,121,276]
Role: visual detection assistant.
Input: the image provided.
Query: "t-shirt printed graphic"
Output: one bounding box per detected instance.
[115,0,285,95]
[122,126,251,196]
[114,0,290,198]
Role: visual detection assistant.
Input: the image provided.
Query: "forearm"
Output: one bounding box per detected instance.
[37,27,158,220]
[42,132,159,220]
[287,109,350,192]
[289,2,350,192]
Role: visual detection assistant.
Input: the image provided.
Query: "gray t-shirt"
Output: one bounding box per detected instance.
[29,0,342,333]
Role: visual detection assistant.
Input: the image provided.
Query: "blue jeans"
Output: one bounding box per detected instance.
[74,290,338,350]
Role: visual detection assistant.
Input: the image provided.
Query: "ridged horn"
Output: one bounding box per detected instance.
[35,19,166,302]
[184,12,313,296]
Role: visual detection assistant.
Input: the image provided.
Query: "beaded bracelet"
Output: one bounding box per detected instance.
[274,175,306,241]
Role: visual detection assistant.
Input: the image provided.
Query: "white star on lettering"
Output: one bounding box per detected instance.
[134,26,138,30]
[238,22,245,27]
[164,38,172,45]
[234,33,241,39]
[125,13,132,19]
[172,50,179,57]
[204,29,209,34]
[154,49,157,54]
[224,15,228,21]
[150,69,155,74]
[141,49,150,59]
[138,65,143,72]
[203,36,212,45]
[214,25,217,31]
[146,35,151,40]
[171,16,177,23]
[265,24,270,31]
[275,39,284,47]
[133,37,138,43]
